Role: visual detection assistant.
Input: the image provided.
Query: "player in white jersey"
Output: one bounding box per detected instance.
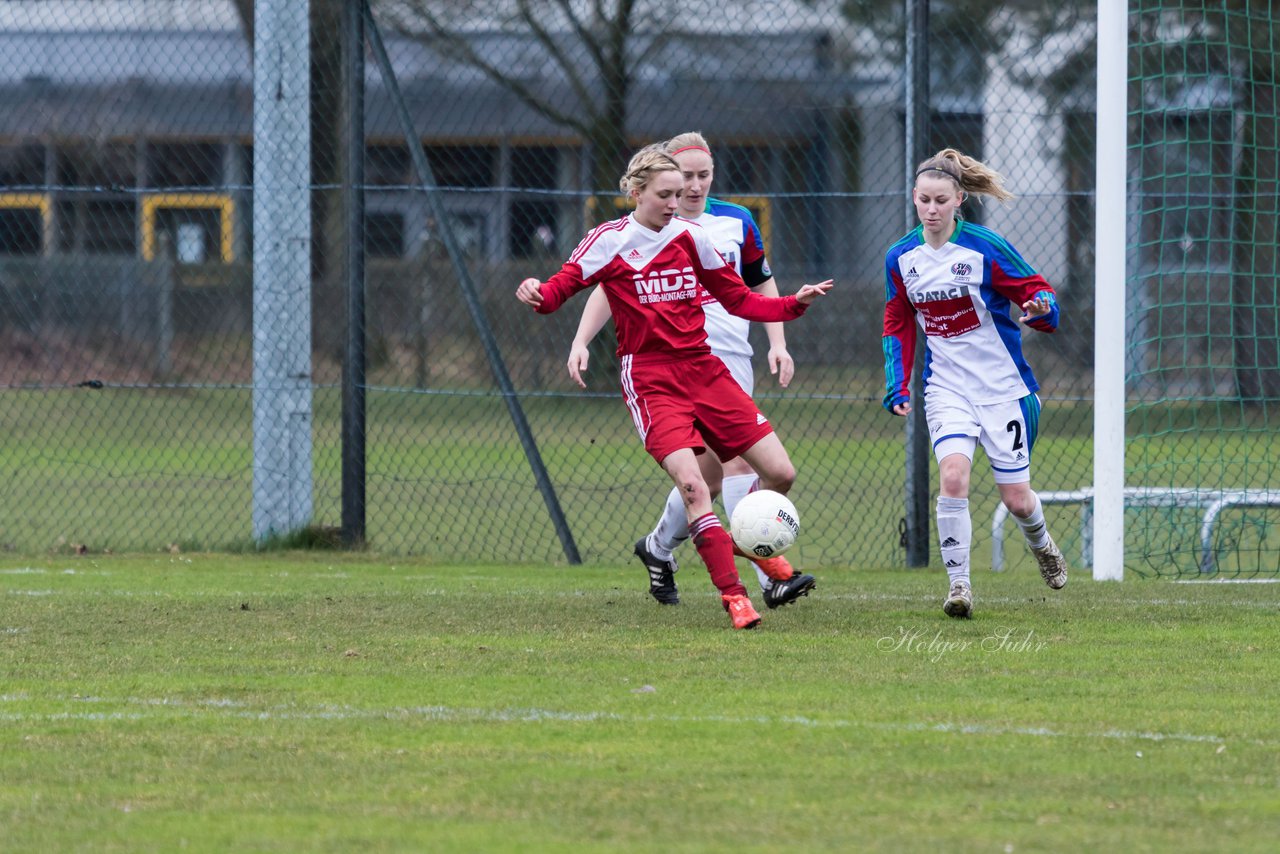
[566,132,816,611]
[882,148,1068,618]
[517,145,832,629]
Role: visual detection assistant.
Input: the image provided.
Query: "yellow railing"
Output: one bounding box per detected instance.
[0,192,53,255]
[141,193,235,262]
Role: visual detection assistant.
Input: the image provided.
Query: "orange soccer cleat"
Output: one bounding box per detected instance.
[721,594,762,630]
[730,543,796,582]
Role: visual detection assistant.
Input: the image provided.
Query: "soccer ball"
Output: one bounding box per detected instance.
[730,490,800,558]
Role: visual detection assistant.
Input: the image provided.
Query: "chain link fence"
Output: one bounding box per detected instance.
[0,1,1274,576]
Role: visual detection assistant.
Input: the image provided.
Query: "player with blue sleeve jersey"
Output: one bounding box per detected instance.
[882,148,1068,619]
[882,220,1058,409]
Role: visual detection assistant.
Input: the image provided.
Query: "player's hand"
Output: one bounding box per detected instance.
[768,346,794,388]
[1018,295,1051,322]
[794,279,834,305]
[516,277,544,307]
[566,342,590,389]
[892,402,912,417]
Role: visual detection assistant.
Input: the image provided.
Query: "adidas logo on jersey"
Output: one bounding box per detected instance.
[756,413,768,425]
[941,536,960,548]
[906,266,919,278]
[626,248,644,262]
[1016,451,1026,461]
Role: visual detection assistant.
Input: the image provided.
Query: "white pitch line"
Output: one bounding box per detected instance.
[0,694,1266,747]
[2,587,1276,611]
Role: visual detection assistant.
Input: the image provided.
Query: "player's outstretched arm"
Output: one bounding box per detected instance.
[794,279,834,305]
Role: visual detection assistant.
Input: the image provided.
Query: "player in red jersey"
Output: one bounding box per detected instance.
[566,131,815,611]
[516,145,832,629]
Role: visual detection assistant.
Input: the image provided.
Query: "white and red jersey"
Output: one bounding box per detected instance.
[689,199,772,359]
[535,213,804,365]
[882,220,1059,408]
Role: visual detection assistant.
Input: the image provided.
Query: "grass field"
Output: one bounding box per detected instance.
[4,387,1278,576]
[2,552,1277,852]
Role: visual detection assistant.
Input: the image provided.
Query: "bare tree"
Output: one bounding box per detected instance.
[380,0,677,204]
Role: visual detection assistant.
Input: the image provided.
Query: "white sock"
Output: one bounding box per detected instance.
[721,474,770,591]
[649,487,689,559]
[936,495,971,586]
[1013,494,1050,550]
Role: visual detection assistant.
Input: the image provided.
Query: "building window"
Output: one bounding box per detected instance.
[367,144,409,187]
[60,199,137,255]
[0,194,49,255]
[510,200,557,258]
[511,146,558,191]
[423,145,494,189]
[56,143,136,189]
[448,212,486,258]
[148,142,222,189]
[0,144,45,187]
[509,146,559,258]
[0,207,42,255]
[366,211,405,258]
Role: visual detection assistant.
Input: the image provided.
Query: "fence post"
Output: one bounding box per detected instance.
[341,0,367,547]
[903,0,932,568]
[252,0,315,542]
[155,231,175,377]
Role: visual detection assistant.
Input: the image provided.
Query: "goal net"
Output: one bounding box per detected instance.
[1119,1,1280,577]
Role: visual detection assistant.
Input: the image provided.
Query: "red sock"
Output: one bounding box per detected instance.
[690,513,747,598]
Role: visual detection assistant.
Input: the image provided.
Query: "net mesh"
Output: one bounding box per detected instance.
[0,1,1273,577]
[1127,0,1280,576]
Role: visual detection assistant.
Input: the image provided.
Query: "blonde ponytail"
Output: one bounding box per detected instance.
[915,148,1013,202]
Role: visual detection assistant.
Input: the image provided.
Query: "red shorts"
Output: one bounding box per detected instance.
[619,351,774,463]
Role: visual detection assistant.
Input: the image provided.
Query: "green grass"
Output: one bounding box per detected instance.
[3,553,1278,852]
[3,387,1277,576]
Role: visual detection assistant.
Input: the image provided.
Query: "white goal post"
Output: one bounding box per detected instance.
[1093,2,1128,581]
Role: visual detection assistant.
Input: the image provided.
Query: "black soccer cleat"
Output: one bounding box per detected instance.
[763,572,816,609]
[634,537,679,605]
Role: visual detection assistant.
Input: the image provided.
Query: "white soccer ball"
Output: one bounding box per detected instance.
[730,489,800,558]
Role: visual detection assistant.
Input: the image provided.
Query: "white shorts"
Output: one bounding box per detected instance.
[925,389,1041,484]
[713,350,754,397]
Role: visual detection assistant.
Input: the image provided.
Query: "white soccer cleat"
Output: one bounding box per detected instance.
[943,580,972,619]
[1031,536,1068,590]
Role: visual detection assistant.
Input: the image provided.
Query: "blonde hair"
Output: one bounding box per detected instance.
[665,131,713,162]
[915,148,1013,202]
[619,144,680,195]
